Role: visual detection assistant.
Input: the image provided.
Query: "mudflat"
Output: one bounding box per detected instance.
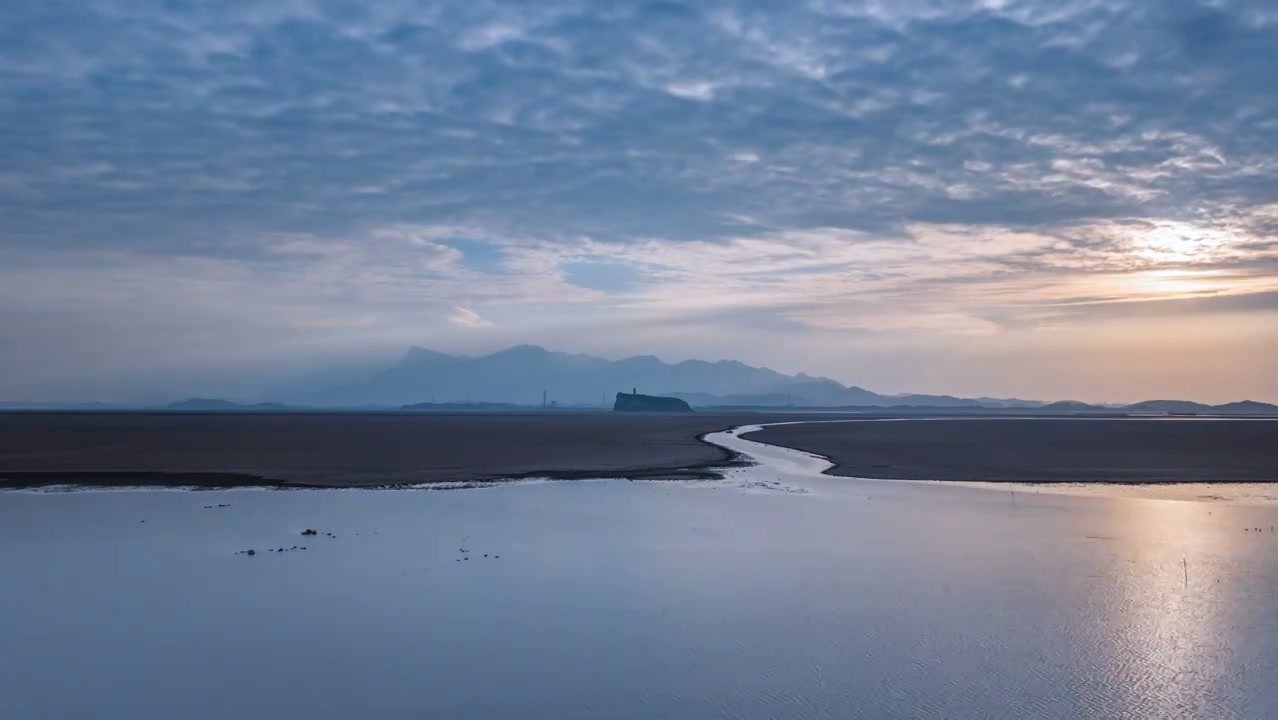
[6,413,1277,488]
[0,411,791,487]
[746,418,1278,483]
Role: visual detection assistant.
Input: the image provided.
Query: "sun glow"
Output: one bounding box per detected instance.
[1121,268,1231,297]
[1130,221,1236,264]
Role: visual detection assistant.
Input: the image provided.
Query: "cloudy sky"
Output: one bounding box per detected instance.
[3,0,1277,403]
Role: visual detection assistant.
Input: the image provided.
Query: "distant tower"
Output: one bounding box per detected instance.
[632,387,637,395]
[542,390,547,408]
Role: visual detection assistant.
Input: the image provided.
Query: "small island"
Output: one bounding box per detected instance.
[613,390,694,413]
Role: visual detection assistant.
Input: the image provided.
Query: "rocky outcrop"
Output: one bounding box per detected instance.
[613,391,693,413]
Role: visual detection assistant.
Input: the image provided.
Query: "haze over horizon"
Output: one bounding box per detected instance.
[3,1,1277,404]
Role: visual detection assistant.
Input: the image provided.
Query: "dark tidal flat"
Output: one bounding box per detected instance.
[4,413,1277,488]
[747,418,1278,483]
[0,411,793,487]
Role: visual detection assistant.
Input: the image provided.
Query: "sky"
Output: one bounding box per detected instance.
[2,0,1277,404]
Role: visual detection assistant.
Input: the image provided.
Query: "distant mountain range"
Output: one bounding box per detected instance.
[288,345,1278,414]
[4,345,1274,415]
[164,398,291,411]
[303,344,1040,408]
[305,344,835,407]
[1036,399,1278,415]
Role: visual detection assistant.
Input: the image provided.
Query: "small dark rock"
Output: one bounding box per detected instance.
[302,529,318,536]
[247,549,256,556]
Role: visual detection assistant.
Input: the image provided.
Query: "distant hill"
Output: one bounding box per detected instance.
[1037,400,1108,412]
[1123,399,1278,415]
[165,398,243,411]
[1213,400,1278,414]
[890,394,984,408]
[1123,400,1213,414]
[1034,399,1278,415]
[163,399,291,411]
[613,392,693,413]
[973,397,1045,409]
[0,401,129,410]
[401,401,522,411]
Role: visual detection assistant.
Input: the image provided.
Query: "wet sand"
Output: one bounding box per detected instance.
[0,411,801,487]
[746,418,1278,483]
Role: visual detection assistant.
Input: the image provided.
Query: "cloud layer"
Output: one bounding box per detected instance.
[2,0,1276,401]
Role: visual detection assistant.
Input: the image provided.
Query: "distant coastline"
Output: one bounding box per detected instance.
[12,344,1274,414]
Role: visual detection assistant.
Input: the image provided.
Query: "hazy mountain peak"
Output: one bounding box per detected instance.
[400,346,457,366]
[165,398,243,410]
[485,344,551,359]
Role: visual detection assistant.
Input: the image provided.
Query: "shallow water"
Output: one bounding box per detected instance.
[3,428,1278,719]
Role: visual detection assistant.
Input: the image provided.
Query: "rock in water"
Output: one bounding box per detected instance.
[613,391,693,413]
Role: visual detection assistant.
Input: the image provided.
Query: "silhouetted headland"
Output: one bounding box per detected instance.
[613,390,693,413]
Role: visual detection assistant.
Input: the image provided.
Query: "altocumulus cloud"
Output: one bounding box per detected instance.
[1,0,1276,402]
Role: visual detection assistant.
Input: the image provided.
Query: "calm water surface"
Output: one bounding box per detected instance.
[2,426,1277,719]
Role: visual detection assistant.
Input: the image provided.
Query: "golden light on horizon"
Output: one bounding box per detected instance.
[1120,268,1231,298]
